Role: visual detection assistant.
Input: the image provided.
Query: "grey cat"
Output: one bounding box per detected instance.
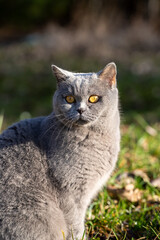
[0,62,120,240]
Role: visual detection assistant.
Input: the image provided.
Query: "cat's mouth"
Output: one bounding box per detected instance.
[75,115,90,125]
[76,118,88,125]
[61,114,91,126]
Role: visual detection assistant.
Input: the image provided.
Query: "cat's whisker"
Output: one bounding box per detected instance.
[47,113,65,121]
[48,118,70,149]
[54,118,73,142]
[59,118,76,148]
[43,113,74,141]
[40,124,55,140]
[40,121,60,140]
[68,119,74,130]
[40,115,70,140]
[48,116,73,145]
[46,115,62,121]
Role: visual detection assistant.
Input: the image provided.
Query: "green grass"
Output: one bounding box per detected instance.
[0,113,4,132]
[85,119,160,240]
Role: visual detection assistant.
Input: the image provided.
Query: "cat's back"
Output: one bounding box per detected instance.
[0,116,44,148]
[0,117,67,240]
[0,116,47,190]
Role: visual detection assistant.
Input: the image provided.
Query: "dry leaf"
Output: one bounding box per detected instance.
[147,194,160,203]
[107,185,143,202]
[107,185,124,200]
[121,188,143,202]
[150,178,160,188]
[108,170,159,203]
[132,169,150,182]
[125,183,134,191]
[116,169,150,183]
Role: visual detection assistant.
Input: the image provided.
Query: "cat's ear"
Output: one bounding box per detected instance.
[51,65,72,83]
[98,62,117,89]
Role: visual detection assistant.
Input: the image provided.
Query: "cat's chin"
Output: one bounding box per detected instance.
[74,115,96,126]
[75,118,89,126]
[55,113,94,127]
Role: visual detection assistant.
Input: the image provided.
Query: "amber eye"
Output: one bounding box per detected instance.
[88,95,99,103]
[65,96,75,104]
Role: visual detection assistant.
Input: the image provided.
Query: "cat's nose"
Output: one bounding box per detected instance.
[77,108,85,114]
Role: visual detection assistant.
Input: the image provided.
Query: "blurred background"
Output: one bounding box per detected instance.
[0,0,160,124]
[0,2,160,238]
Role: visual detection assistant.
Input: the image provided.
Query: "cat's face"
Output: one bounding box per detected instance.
[52,63,118,127]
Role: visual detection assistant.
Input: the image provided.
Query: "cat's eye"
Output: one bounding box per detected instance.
[88,95,99,103]
[65,95,75,104]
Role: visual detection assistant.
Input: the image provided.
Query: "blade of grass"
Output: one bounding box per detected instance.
[150,226,160,240]
[112,229,119,240]
[0,112,4,132]
[61,230,66,240]
[122,231,127,240]
[81,230,86,240]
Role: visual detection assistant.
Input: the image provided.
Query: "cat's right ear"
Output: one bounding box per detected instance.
[51,65,72,84]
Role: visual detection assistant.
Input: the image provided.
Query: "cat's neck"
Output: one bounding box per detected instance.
[41,109,120,144]
[88,109,120,134]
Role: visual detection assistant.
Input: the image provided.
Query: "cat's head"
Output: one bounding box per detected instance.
[52,63,118,127]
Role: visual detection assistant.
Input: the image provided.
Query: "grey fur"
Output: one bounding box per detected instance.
[0,63,120,240]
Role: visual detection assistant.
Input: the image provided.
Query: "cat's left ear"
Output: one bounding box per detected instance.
[98,62,117,89]
[51,65,72,83]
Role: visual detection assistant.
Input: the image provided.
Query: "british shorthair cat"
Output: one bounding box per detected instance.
[0,62,120,240]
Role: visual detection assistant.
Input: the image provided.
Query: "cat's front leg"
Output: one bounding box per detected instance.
[66,223,86,240]
[62,203,86,240]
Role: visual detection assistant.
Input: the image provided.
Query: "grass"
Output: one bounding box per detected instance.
[85,119,160,240]
[0,113,4,132]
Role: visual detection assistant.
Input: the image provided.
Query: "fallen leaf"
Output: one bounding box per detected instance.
[121,188,143,202]
[107,185,124,200]
[107,185,143,202]
[147,194,160,203]
[116,169,150,183]
[150,178,160,188]
[125,183,134,191]
[132,169,150,182]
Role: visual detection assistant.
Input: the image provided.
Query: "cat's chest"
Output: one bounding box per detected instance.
[48,127,118,201]
[50,128,114,163]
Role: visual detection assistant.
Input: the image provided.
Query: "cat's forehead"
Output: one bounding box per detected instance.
[68,72,97,82]
[61,72,106,96]
[74,72,97,82]
[73,72,97,78]
[68,72,98,90]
